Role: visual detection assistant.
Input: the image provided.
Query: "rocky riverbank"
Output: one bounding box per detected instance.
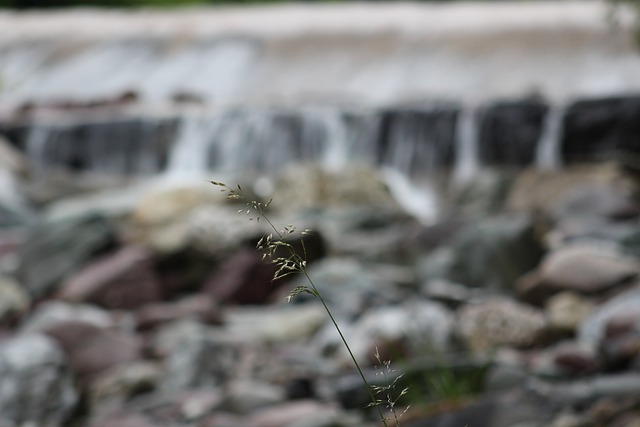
[0,132,640,427]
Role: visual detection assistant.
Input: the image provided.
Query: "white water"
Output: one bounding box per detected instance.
[453,107,480,184]
[535,105,564,170]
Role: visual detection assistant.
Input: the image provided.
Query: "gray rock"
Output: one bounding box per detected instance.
[457,298,548,353]
[545,292,594,333]
[0,275,29,325]
[418,214,545,290]
[221,379,286,415]
[579,285,640,347]
[18,213,117,298]
[224,305,326,343]
[538,245,639,294]
[0,334,78,427]
[348,300,455,362]
[161,324,241,392]
[89,361,161,410]
[21,301,114,333]
[299,257,392,317]
[449,169,515,216]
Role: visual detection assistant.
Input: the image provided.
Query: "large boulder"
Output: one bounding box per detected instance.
[18,213,117,299]
[537,245,639,294]
[347,300,455,363]
[417,214,545,290]
[0,334,78,427]
[57,246,162,310]
[457,298,548,353]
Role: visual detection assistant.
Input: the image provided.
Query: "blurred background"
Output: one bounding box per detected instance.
[1,1,640,427]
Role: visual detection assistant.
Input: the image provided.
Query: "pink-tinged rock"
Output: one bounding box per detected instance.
[90,413,157,427]
[44,320,143,380]
[135,293,223,331]
[58,246,162,310]
[552,344,598,376]
[246,400,340,427]
[539,245,639,294]
[203,248,280,305]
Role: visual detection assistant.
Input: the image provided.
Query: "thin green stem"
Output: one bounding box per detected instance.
[302,270,389,427]
[259,208,389,426]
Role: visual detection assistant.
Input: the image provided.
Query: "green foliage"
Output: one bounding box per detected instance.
[401,356,489,417]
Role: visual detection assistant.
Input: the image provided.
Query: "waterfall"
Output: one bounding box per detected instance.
[165,107,385,179]
[453,106,480,183]
[535,105,564,170]
[23,116,177,177]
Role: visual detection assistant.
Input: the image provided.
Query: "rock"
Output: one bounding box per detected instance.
[246,400,342,427]
[551,183,640,221]
[203,247,279,305]
[135,293,223,331]
[421,279,485,308]
[545,292,594,333]
[539,245,639,294]
[0,229,24,276]
[599,311,640,370]
[176,388,223,421]
[515,270,558,306]
[562,96,640,168]
[160,323,241,392]
[131,184,218,227]
[58,246,162,310]
[579,286,640,347]
[477,100,548,167]
[550,341,599,376]
[18,213,117,299]
[506,163,630,214]
[20,301,115,333]
[89,361,160,410]
[134,202,266,255]
[348,301,455,363]
[449,169,517,217]
[418,214,545,290]
[44,321,143,381]
[294,257,390,317]
[0,334,78,427]
[88,413,158,427]
[532,373,640,406]
[0,275,29,326]
[320,214,414,262]
[457,298,548,353]
[221,379,287,415]
[224,305,326,343]
[0,135,27,177]
[270,164,400,213]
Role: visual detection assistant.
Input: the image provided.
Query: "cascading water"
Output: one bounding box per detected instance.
[24,116,177,177]
[535,105,564,170]
[166,106,382,179]
[453,106,480,184]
